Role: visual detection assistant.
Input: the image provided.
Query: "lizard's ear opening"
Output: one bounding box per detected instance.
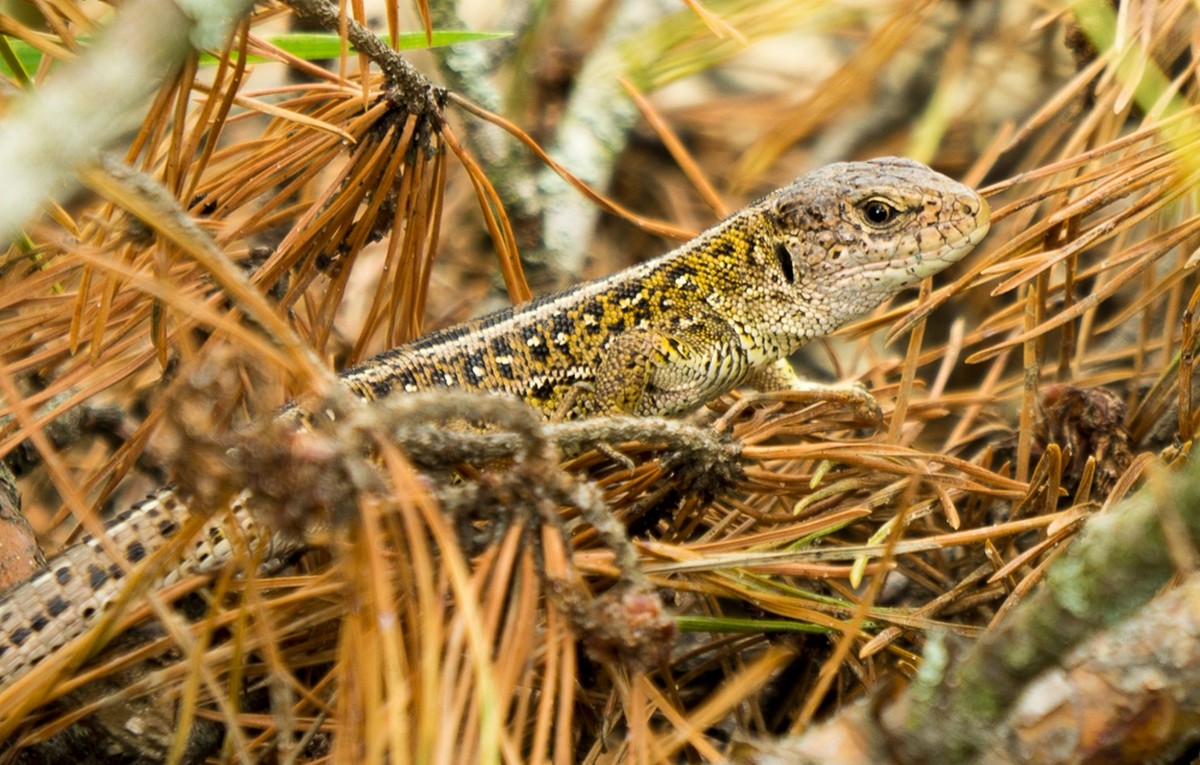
[774,241,796,284]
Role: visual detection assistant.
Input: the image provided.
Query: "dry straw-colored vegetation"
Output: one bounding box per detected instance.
[0,0,1199,762]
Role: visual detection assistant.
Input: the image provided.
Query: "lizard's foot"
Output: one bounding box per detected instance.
[710,381,883,433]
[741,359,881,427]
[783,380,884,427]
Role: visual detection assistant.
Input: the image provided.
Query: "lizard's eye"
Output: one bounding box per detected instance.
[861,199,898,227]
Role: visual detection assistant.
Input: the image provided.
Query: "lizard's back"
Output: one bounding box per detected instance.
[340,211,762,416]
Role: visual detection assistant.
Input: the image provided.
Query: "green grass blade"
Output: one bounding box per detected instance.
[0,30,509,77]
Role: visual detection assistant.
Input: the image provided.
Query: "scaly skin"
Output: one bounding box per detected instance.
[0,157,988,686]
[339,157,988,416]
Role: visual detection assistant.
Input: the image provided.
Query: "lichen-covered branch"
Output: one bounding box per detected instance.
[896,458,1199,762]
[735,456,1200,764]
[284,0,446,118]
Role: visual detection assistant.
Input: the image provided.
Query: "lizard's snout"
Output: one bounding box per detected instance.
[962,192,988,221]
[959,191,990,243]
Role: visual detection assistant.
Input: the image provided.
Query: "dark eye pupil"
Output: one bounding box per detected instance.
[865,201,892,224]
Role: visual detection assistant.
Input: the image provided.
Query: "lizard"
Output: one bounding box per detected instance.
[0,156,989,686]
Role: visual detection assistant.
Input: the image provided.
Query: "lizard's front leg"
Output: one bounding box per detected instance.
[588,318,747,417]
[743,358,883,423]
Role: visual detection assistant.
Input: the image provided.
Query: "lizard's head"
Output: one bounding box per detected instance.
[769,156,989,323]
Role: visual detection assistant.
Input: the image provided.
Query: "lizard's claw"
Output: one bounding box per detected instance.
[776,380,884,429]
[837,381,885,428]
